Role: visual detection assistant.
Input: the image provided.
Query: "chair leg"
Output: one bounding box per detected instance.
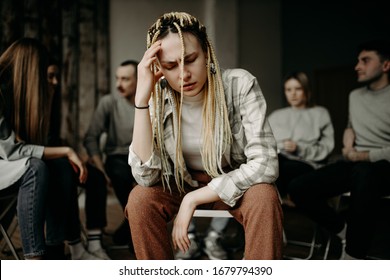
[0,224,21,260]
[284,225,320,260]
[323,235,331,260]
[0,195,21,260]
[322,234,346,260]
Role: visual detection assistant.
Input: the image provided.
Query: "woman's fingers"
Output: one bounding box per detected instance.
[142,41,161,66]
[78,163,88,183]
[155,69,164,81]
[172,213,192,253]
[172,227,190,253]
[68,153,88,184]
[136,41,162,101]
[69,160,79,173]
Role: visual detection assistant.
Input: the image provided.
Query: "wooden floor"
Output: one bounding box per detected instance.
[1,191,389,260]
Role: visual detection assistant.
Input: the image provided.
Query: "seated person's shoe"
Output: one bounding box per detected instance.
[72,250,104,260]
[175,233,201,260]
[203,230,228,260]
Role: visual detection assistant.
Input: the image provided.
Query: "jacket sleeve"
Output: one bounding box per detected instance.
[0,116,44,161]
[128,143,163,186]
[83,96,111,157]
[207,70,279,207]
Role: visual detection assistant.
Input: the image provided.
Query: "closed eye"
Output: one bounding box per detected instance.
[185,57,196,64]
[162,63,177,70]
[161,53,198,70]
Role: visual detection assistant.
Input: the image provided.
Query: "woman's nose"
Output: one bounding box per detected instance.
[180,69,191,80]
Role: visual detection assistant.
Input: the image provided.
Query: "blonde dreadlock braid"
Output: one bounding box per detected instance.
[147,12,232,193]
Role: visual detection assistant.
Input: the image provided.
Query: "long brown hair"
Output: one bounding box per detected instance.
[0,37,51,145]
[283,71,314,108]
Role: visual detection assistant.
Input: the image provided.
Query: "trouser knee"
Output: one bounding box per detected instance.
[26,158,49,183]
[125,185,149,222]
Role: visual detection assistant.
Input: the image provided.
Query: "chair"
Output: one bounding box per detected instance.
[0,193,21,259]
[282,196,333,260]
[283,208,324,260]
[284,192,390,260]
[193,209,246,256]
[193,209,233,218]
[323,192,390,260]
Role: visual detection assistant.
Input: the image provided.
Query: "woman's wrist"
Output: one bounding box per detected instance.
[134,88,151,108]
[134,104,149,109]
[181,193,198,210]
[65,147,73,157]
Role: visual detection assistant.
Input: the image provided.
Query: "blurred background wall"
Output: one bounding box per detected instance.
[0,0,110,154]
[0,0,388,155]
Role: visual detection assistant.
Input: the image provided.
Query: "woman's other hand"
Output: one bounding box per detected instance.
[67,148,88,183]
[172,194,196,253]
[283,139,297,153]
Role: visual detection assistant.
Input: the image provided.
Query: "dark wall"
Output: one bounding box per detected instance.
[0,0,110,154]
[282,0,389,76]
[281,0,389,154]
[0,0,62,59]
[238,0,282,114]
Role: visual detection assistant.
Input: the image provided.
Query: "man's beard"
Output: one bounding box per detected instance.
[358,72,382,87]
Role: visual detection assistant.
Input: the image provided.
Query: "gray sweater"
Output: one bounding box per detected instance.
[83,93,135,157]
[268,106,334,168]
[348,85,390,162]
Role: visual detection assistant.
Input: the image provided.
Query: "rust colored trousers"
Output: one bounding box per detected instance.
[125,178,283,260]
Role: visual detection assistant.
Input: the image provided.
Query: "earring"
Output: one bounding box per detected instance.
[160,77,167,89]
[210,62,216,75]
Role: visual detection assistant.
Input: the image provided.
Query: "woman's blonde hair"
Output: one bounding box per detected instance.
[0,37,51,145]
[147,12,232,193]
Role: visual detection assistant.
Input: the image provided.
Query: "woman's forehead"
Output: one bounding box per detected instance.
[159,32,201,62]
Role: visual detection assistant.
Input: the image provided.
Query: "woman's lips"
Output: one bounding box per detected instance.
[183,82,196,91]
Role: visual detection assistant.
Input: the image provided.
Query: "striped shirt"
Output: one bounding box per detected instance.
[128,68,279,207]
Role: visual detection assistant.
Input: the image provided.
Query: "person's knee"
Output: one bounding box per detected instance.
[125,185,155,221]
[350,162,386,195]
[288,175,313,203]
[250,184,280,208]
[105,158,131,179]
[53,157,73,171]
[45,158,78,187]
[28,158,49,179]
[352,162,375,180]
[263,184,279,201]
[351,162,388,186]
[244,184,283,227]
